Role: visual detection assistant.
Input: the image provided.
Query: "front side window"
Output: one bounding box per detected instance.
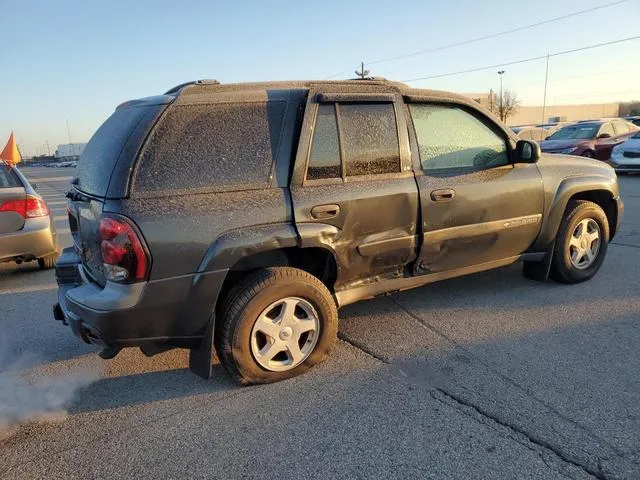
[339,103,401,176]
[409,103,509,171]
[599,123,615,137]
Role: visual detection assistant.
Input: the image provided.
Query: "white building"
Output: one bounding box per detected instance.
[55,143,86,160]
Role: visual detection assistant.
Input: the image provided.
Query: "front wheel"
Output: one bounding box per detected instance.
[216,267,338,385]
[582,150,595,158]
[550,200,609,284]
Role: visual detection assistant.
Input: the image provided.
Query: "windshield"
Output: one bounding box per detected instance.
[548,124,598,140]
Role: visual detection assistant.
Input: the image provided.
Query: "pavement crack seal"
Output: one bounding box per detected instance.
[388,296,625,457]
[432,388,606,480]
[339,315,609,480]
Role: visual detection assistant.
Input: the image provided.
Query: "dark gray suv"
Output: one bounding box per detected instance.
[54,78,623,384]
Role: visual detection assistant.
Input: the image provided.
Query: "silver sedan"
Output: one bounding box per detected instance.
[0,161,60,269]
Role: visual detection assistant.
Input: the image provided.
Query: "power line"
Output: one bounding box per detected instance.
[403,35,640,82]
[325,0,631,79]
[516,64,640,88]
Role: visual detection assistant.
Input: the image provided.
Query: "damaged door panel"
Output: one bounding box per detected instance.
[290,90,419,290]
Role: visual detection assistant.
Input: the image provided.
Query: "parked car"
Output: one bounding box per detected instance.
[54,78,623,385]
[517,123,565,142]
[0,160,60,269]
[541,119,639,159]
[624,116,640,127]
[610,130,640,174]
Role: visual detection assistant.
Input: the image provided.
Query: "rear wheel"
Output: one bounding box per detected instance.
[582,150,595,158]
[38,253,59,270]
[216,267,338,385]
[550,200,609,284]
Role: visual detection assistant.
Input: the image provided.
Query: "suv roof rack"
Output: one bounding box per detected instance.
[348,76,388,81]
[164,79,220,95]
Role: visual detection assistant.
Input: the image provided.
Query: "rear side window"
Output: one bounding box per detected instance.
[305,101,401,181]
[0,165,21,188]
[613,121,629,135]
[308,104,341,180]
[409,103,509,171]
[340,103,401,176]
[77,106,152,197]
[134,101,286,193]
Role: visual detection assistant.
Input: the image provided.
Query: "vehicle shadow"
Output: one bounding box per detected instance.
[69,364,237,414]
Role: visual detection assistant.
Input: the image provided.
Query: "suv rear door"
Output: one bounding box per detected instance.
[290,88,419,291]
[404,98,544,274]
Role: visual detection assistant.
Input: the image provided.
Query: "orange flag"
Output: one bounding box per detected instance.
[0,131,21,164]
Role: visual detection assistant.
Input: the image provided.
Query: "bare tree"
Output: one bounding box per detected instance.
[490,89,521,124]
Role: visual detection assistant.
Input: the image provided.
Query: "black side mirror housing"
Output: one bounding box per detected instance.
[597,133,611,139]
[515,140,540,164]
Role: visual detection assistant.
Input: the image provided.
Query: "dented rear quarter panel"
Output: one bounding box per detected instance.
[533,154,620,248]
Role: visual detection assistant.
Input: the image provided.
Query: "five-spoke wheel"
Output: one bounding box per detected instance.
[551,200,609,284]
[216,267,338,385]
[251,297,320,371]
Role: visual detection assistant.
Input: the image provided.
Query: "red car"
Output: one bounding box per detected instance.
[540,119,639,160]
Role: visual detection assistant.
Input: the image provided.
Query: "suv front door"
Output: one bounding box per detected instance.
[290,89,419,291]
[405,100,544,274]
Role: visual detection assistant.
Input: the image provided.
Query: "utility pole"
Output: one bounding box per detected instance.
[497,70,505,122]
[45,140,51,156]
[66,118,73,145]
[541,53,550,129]
[355,61,370,79]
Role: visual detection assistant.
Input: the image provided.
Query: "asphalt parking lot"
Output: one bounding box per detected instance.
[1,166,639,479]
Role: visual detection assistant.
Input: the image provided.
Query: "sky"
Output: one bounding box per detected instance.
[1,0,639,156]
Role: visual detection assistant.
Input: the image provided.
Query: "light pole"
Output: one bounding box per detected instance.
[497,70,505,121]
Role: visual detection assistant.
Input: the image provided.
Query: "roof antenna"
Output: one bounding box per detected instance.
[355,61,370,79]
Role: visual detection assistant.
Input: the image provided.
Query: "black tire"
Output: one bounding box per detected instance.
[582,150,595,158]
[550,200,609,284]
[38,253,59,270]
[216,267,338,385]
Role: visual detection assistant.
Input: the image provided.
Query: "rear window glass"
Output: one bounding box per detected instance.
[134,101,286,193]
[0,165,21,188]
[77,105,151,197]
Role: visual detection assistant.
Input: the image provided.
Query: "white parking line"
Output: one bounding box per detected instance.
[54,215,68,221]
[0,284,57,295]
[46,201,67,206]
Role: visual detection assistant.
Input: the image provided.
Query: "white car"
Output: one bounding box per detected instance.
[610,131,640,174]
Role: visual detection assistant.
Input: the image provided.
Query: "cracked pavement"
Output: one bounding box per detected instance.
[1,168,639,479]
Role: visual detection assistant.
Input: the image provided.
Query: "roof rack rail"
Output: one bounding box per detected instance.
[348,76,387,81]
[164,79,220,95]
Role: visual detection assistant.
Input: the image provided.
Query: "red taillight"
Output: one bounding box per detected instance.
[99,216,148,282]
[0,195,48,218]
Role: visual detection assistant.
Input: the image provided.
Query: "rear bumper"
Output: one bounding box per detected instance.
[53,247,228,347]
[0,216,58,262]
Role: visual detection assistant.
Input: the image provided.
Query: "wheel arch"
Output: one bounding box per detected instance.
[536,176,620,247]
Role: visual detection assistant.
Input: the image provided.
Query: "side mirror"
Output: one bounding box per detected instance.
[597,133,611,139]
[32,183,38,191]
[515,140,540,164]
